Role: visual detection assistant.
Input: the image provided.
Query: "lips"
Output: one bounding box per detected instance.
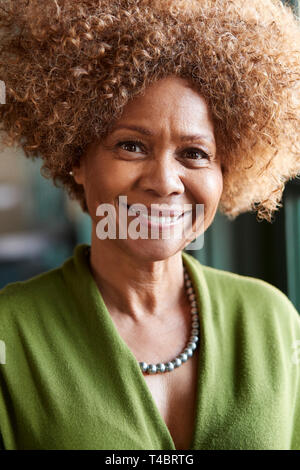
[125,203,191,218]
[116,200,193,230]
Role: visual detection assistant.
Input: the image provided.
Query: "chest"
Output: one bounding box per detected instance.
[142,349,199,450]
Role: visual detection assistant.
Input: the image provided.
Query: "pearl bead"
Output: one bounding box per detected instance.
[192,321,199,328]
[191,314,199,322]
[165,361,174,372]
[179,352,188,362]
[191,300,197,307]
[187,342,197,351]
[188,294,196,301]
[189,335,199,343]
[185,280,192,287]
[191,328,199,335]
[156,363,166,373]
[184,348,193,357]
[191,308,198,314]
[148,364,157,374]
[172,358,182,368]
[139,362,148,372]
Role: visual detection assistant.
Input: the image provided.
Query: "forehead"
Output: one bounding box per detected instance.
[113,76,215,138]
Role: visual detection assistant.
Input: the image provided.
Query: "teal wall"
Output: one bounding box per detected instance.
[285,181,300,311]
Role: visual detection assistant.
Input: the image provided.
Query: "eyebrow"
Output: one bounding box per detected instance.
[110,124,215,144]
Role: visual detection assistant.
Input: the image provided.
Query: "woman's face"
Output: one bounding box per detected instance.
[74,76,223,261]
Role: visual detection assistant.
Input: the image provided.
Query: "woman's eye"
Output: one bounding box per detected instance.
[117,141,144,153]
[182,148,210,160]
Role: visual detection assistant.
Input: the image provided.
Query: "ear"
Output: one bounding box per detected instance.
[73,164,85,185]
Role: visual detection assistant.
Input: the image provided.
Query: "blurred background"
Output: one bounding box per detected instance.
[0,0,299,314]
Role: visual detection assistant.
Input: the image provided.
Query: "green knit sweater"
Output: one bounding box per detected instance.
[0,243,299,450]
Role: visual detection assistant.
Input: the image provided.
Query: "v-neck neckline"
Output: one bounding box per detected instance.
[72,244,209,451]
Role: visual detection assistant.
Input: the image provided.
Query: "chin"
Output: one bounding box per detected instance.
[119,238,186,262]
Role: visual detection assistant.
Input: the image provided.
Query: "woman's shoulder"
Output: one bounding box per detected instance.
[183,251,300,329]
[0,244,86,310]
[0,245,88,333]
[0,264,67,329]
[0,264,63,297]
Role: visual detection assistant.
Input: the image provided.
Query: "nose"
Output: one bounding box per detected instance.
[137,152,185,197]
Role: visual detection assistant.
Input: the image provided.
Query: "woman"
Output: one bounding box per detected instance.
[0,0,299,450]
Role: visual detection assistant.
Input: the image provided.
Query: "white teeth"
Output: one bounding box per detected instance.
[123,203,184,223]
[147,215,179,222]
[142,214,183,224]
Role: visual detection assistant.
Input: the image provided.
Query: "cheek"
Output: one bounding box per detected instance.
[188,171,223,235]
[187,170,223,207]
[84,157,137,207]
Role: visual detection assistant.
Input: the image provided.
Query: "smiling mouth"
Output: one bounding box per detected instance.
[119,202,192,227]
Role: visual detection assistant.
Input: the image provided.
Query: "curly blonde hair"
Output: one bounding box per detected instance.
[0,0,300,221]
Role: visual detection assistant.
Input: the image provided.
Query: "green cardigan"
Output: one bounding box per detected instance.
[0,243,299,450]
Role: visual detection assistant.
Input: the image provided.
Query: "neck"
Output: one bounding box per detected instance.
[88,233,186,323]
